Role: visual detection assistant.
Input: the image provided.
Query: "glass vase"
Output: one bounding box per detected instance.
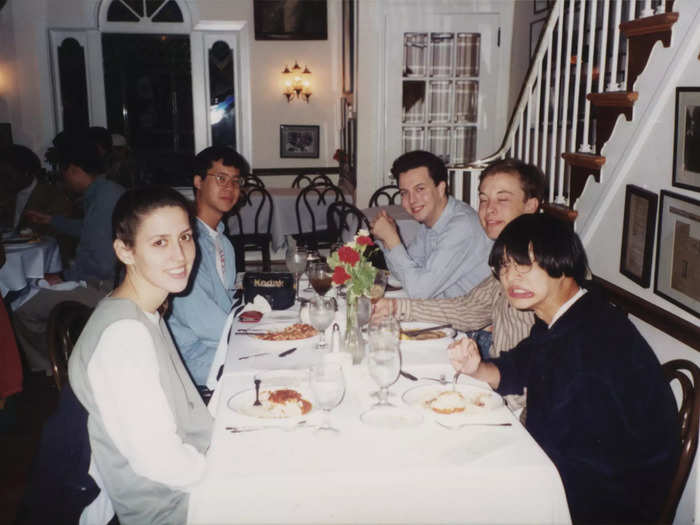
[344,296,364,365]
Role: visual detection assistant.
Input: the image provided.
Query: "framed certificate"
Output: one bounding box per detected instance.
[620,185,658,287]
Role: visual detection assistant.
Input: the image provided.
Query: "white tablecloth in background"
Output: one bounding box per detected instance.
[229,187,352,251]
[188,305,571,524]
[362,205,421,246]
[0,238,62,296]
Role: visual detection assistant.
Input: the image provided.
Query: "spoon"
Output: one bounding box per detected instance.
[253,378,262,406]
[452,371,461,391]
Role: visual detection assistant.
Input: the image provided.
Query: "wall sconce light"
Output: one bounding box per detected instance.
[282,61,312,103]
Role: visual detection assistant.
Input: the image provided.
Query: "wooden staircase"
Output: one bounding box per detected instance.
[558,8,678,223]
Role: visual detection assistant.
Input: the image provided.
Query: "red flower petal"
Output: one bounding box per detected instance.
[338,246,360,267]
[356,236,374,246]
[332,265,351,285]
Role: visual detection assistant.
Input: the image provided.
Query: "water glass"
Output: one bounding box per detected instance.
[367,317,401,405]
[309,362,345,432]
[309,296,336,350]
[304,251,321,292]
[369,270,389,304]
[285,246,308,302]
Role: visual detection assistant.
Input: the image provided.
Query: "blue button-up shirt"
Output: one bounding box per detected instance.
[383,196,492,299]
[168,219,237,385]
[51,176,125,283]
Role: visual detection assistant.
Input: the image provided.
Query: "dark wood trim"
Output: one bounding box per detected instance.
[587,91,638,107]
[593,276,700,352]
[620,12,678,38]
[562,152,606,170]
[252,167,340,176]
[542,202,578,223]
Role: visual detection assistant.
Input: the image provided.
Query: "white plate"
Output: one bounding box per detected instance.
[240,322,320,350]
[359,405,423,428]
[400,322,456,349]
[227,386,314,420]
[402,383,504,417]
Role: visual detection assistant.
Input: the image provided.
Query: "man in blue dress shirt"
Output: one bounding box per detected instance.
[15,134,125,371]
[168,146,247,387]
[371,150,492,298]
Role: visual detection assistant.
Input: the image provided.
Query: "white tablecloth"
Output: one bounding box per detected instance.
[188,307,571,524]
[362,205,421,246]
[0,238,62,296]
[229,187,352,251]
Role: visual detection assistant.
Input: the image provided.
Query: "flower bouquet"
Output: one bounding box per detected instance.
[326,230,378,363]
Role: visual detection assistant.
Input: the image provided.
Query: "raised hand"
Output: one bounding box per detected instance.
[447,337,482,375]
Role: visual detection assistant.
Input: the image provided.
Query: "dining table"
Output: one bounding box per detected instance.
[228,187,354,252]
[0,236,62,297]
[187,294,572,524]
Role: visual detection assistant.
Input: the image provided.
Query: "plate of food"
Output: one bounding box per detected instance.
[239,322,320,350]
[227,386,314,420]
[402,383,503,417]
[399,322,456,349]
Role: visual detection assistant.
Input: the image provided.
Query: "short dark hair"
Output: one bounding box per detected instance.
[193,146,250,180]
[88,126,113,154]
[0,144,41,176]
[479,159,547,205]
[112,185,194,247]
[390,150,448,187]
[56,131,104,176]
[489,214,588,285]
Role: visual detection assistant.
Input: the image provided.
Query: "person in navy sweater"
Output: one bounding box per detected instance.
[448,214,680,524]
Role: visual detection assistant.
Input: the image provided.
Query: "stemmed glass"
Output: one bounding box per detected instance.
[309,362,345,433]
[285,245,308,302]
[308,295,336,350]
[309,261,333,297]
[369,270,389,304]
[304,251,321,292]
[365,317,401,406]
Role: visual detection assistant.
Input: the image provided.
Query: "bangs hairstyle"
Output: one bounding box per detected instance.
[112,185,194,246]
[488,214,588,285]
[479,159,547,205]
[193,146,250,179]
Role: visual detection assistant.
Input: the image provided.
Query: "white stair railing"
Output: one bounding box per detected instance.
[455,0,669,210]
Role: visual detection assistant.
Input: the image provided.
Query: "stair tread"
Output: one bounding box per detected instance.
[562,152,606,169]
[620,12,678,38]
[587,91,638,107]
[542,202,578,223]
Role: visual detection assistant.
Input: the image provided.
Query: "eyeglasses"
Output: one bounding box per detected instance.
[492,259,533,278]
[211,173,241,188]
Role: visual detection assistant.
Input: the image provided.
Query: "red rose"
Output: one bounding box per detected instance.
[356,235,374,246]
[338,246,360,267]
[332,265,351,285]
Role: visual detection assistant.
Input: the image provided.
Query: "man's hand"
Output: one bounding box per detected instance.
[448,337,482,375]
[24,210,52,225]
[43,273,64,286]
[370,210,401,250]
[371,298,395,321]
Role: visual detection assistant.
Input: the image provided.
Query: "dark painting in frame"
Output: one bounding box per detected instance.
[280,124,320,158]
[654,190,700,319]
[672,87,700,193]
[620,185,658,288]
[254,0,327,41]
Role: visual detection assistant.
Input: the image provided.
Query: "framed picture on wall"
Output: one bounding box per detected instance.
[280,125,320,158]
[654,190,700,318]
[530,18,546,58]
[254,0,327,40]
[672,87,700,192]
[620,185,658,288]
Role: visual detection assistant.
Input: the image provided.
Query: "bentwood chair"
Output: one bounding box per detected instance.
[228,186,274,272]
[326,201,371,244]
[658,359,700,524]
[47,301,93,391]
[291,172,334,189]
[368,184,401,207]
[242,174,265,188]
[294,183,346,250]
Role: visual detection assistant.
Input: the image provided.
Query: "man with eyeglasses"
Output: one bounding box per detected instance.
[168,146,248,389]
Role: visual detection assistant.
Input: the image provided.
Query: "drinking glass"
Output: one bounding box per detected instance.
[366,317,401,406]
[309,261,333,297]
[309,295,336,350]
[356,295,371,330]
[285,246,308,302]
[304,251,321,292]
[368,270,389,304]
[309,362,345,433]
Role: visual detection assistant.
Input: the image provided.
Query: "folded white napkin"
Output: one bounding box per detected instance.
[38,279,87,291]
[240,294,273,314]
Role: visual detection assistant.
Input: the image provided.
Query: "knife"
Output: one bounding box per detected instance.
[278,347,297,357]
[401,323,453,337]
[238,352,270,360]
[400,370,418,381]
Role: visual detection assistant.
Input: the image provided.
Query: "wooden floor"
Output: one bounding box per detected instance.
[0,373,59,525]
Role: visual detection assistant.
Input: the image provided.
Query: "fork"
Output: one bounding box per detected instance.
[436,421,512,430]
[226,420,310,433]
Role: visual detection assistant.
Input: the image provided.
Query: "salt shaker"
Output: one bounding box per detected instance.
[330,322,342,353]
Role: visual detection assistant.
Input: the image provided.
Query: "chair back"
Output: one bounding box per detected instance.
[295,183,346,249]
[659,359,700,524]
[291,172,334,189]
[242,174,265,188]
[47,301,93,391]
[369,184,401,207]
[327,201,371,244]
[232,186,273,235]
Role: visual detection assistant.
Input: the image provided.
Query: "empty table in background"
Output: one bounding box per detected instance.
[0,237,62,297]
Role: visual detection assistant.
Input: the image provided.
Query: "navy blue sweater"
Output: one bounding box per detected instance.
[491,285,680,523]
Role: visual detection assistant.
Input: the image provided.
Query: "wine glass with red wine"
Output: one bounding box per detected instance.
[309,261,333,296]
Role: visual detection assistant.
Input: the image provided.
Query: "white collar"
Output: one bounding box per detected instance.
[548,287,587,328]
